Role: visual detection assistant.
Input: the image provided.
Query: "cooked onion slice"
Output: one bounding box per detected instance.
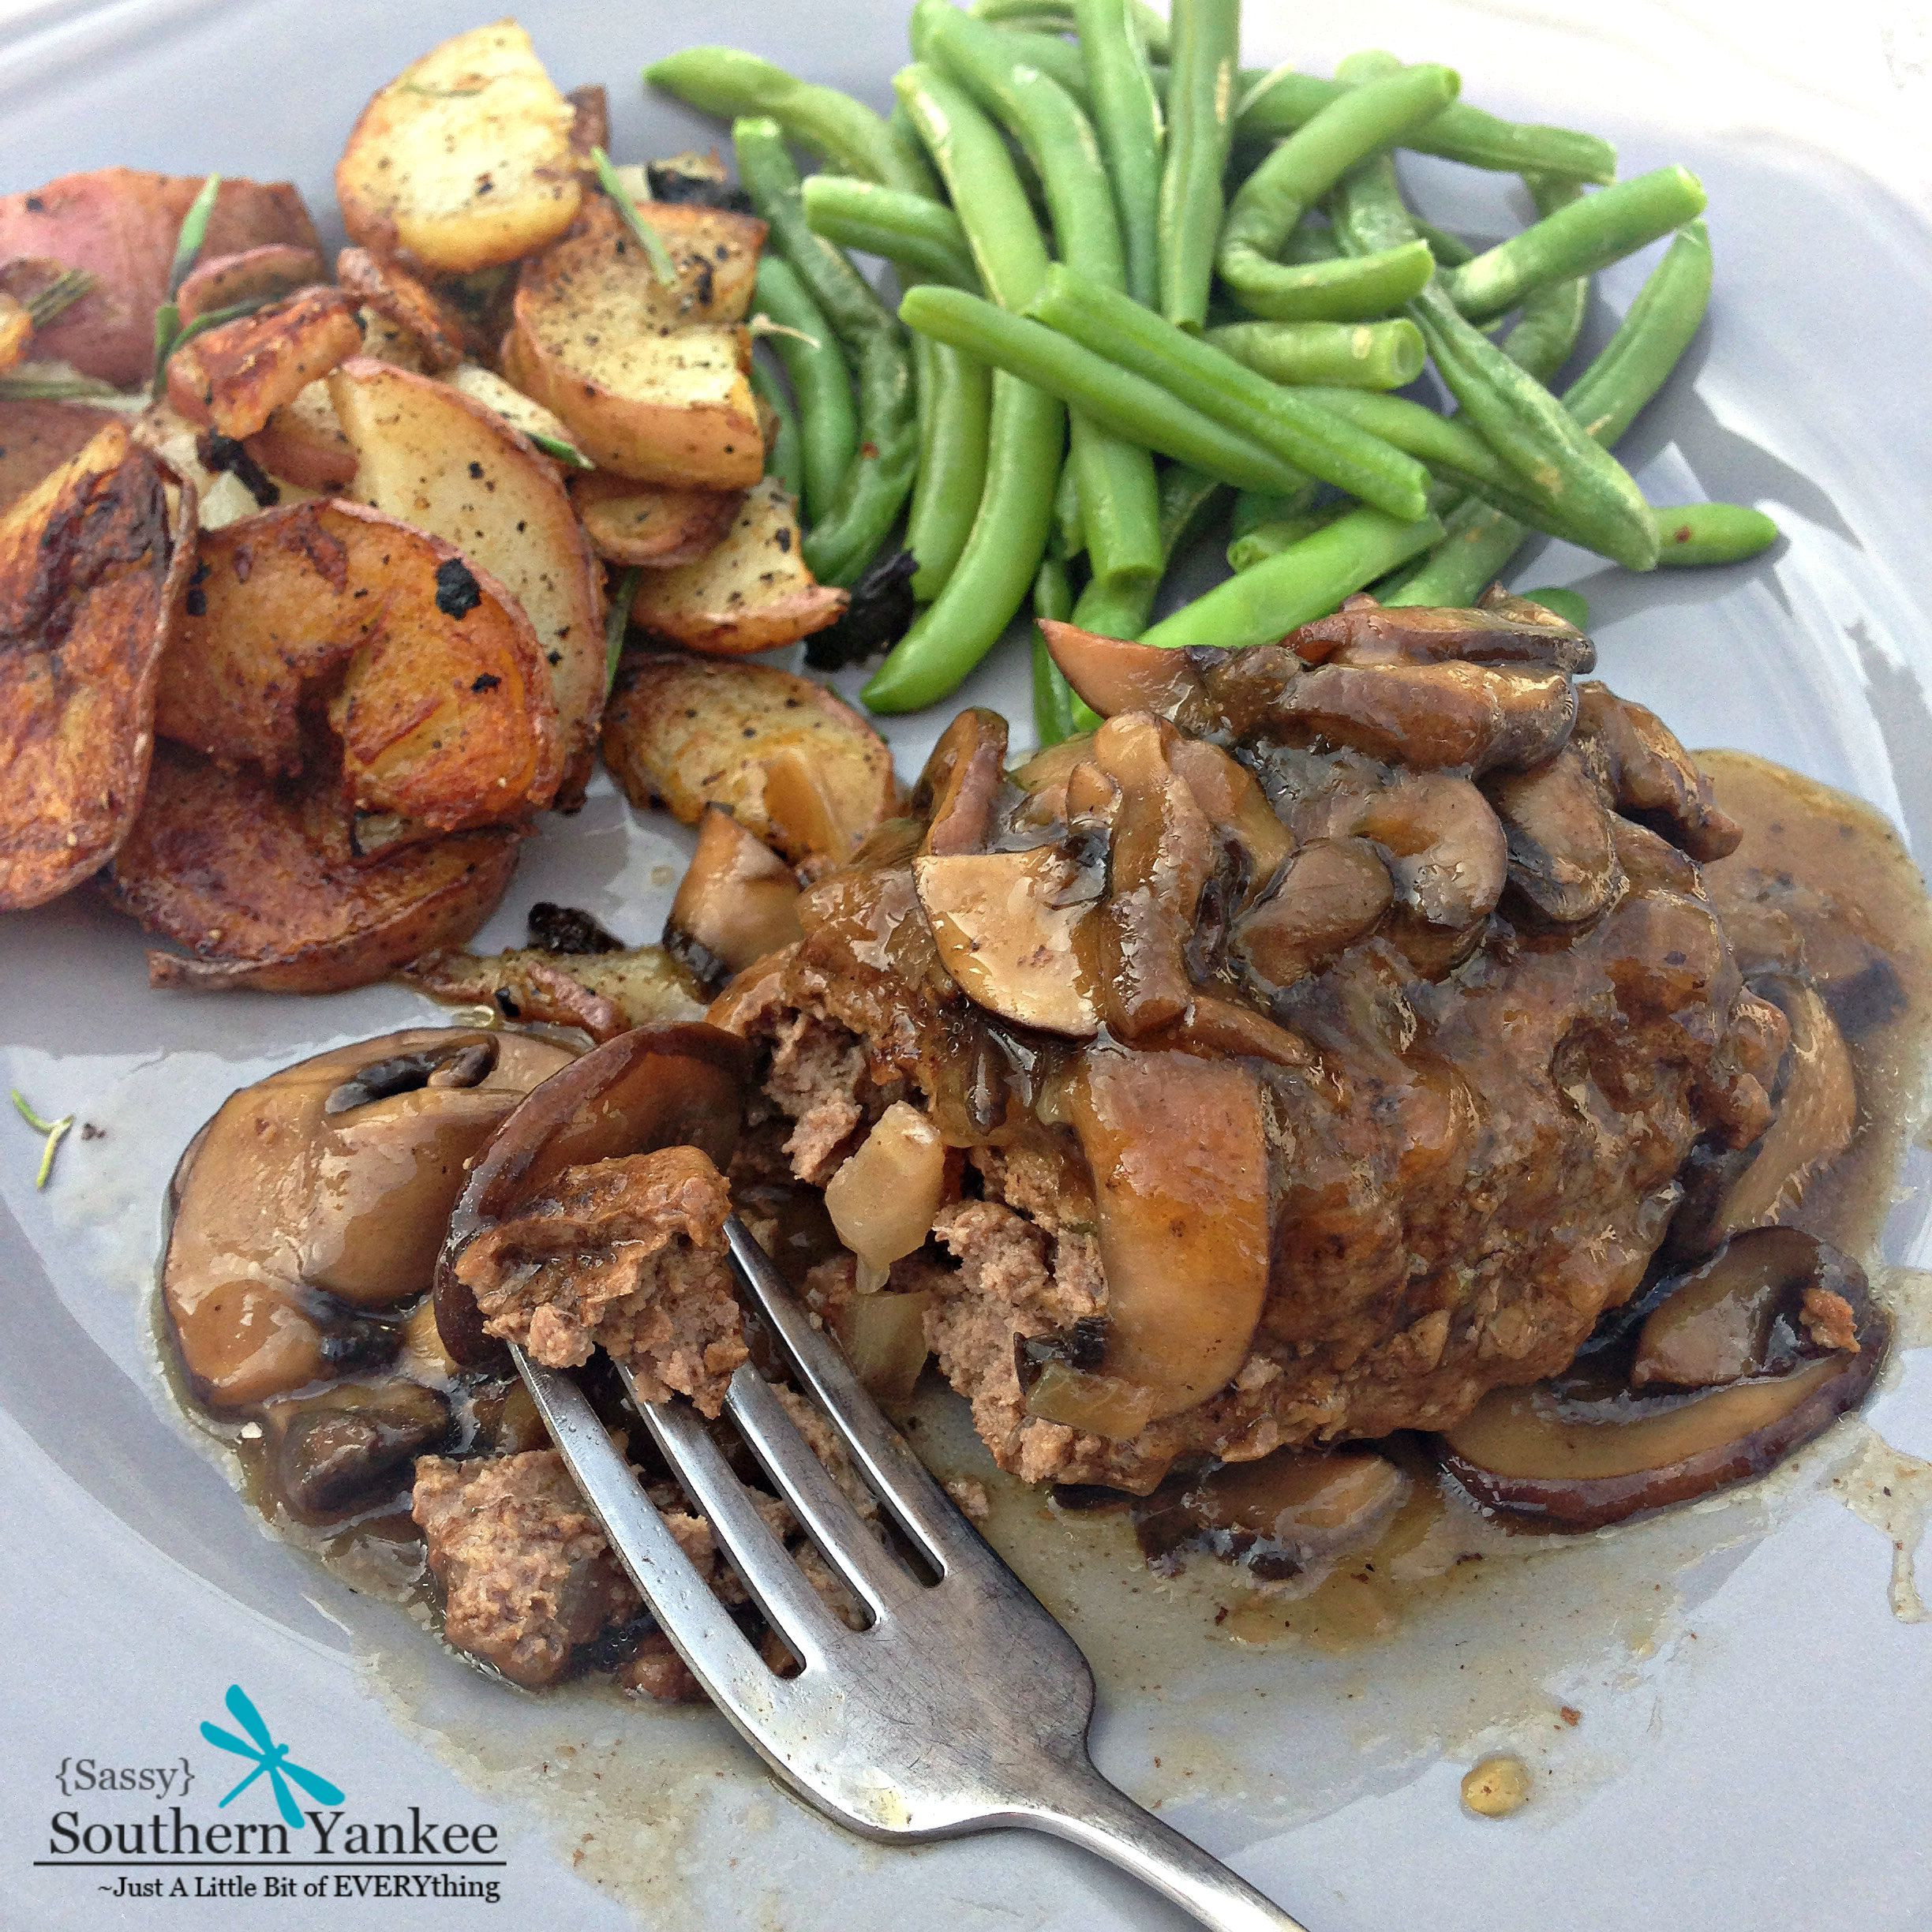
[823,1102,947,1272]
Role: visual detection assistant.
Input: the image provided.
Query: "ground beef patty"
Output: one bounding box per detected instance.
[718,610,1792,1493]
[455,1144,746,1417]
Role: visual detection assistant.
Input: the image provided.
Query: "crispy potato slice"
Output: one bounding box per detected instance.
[0,293,31,373]
[0,169,319,386]
[335,247,466,371]
[403,941,705,1039]
[0,398,122,510]
[165,286,364,440]
[245,380,358,491]
[503,197,766,487]
[155,498,560,828]
[602,653,896,863]
[175,244,326,326]
[627,475,846,653]
[107,741,520,992]
[335,21,582,275]
[328,357,605,784]
[445,362,582,458]
[0,421,193,908]
[571,469,743,567]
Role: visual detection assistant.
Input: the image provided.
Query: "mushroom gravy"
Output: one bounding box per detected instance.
[158,745,1932,1672]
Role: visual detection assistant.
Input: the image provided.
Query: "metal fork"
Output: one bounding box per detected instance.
[511,1214,1309,1932]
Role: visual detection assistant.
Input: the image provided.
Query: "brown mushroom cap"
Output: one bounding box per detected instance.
[163,1027,575,1410]
[434,1023,751,1366]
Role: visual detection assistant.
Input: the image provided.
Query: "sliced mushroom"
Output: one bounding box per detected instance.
[261,1380,451,1521]
[1710,978,1857,1239]
[1233,836,1394,989]
[913,844,1103,1038]
[1440,1249,1885,1530]
[1353,771,1507,931]
[1486,745,1625,927]
[665,805,803,987]
[1168,736,1293,903]
[1138,992,1317,1069]
[1039,620,1211,727]
[1632,1226,1866,1390]
[1574,682,1740,862]
[1092,714,1215,1039]
[913,707,1009,856]
[436,1023,751,1366]
[1276,661,1577,775]
[1064,1046,1272,1420]
[1287,590,1594,676]
[163,1028,577,1410]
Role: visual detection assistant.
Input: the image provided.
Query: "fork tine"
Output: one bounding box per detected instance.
[723,1215,997,1578]
[723,1365,920,1616]
[511,1346,777,1706]
[622,1365,845,1663]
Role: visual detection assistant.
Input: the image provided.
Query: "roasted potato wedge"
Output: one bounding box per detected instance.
[403,940,705,1039]
[245,381,358,491]
[175,244,325,326]
[503,197,766,488]
[627,476,846,653]
[571,469,743,567]
[335,247,466,371]
[602,653,896,863]
[165,286,364,440]
[155,498,560,828]
[445,362,583,459]
[0,293,31,373]
[0,421,193,908]
[0,398,122,511]
[335,21,582,275]
[107,742,520,993]
[0,169,319,386]
[328,358,605,784]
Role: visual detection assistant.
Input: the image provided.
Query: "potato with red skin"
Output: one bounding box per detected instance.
[0,399,122,511]
[175,244,326,326]
[0,421,194,909]
[335,247,466,371]
[0,169,320,386]
[155,499,560,831]
[107,742,522,994]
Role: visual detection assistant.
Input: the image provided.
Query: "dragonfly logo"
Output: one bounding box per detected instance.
[199,1686,346,1830]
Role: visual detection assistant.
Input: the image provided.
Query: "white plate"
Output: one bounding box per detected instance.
[3,3,1930,1927]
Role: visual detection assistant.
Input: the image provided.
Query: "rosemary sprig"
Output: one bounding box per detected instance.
[605,565,642,691]
[590,147,677,289]
[151,172,222,399]
[24,267,95,329]
[0,361,125,402]
[529,429,593,470]
[9,1088,74,1190]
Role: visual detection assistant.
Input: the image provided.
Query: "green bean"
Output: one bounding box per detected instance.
[917,5,1163,592]
[1071,462,1228,642]
[983,28,1092,103]
[649,49,938,197]
[1158,0,1240,328]
[863,372,1067,711]
[1034,549,1075,623]
[1410,217,1473,268]
[1500,176,1590,381]
[1388,221,1713,605]
[1229,506,1341,571]
[1223,240,1436,321]
[1231,481,1320,540]
[1651,502,1780,567]
[1208,318,1426,389]
[1142,505,1443,650]
[905,335,994,599]
[752,256,857,527]
[1235,66,1616,183]
[747,349,803,501]
[800,176,979,290]
[1075,0,1166,308]
[1281,219,1343,264]
[903,284,1327,495]
[1029,265,1431,519]
[1217,66,1458,314]
[1520,586,1589,628]
[1443,166,1707,321]
[1032,553,1080,745]
[1328,136,1659,570]
[972,0,1171,59]
[734,118,919,587]
[1053,459,1085,560]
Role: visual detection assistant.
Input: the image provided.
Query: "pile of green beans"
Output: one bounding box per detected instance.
[645,23,1781,732]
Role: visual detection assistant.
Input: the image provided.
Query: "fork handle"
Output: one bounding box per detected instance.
[1017,1764,1312,1932]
